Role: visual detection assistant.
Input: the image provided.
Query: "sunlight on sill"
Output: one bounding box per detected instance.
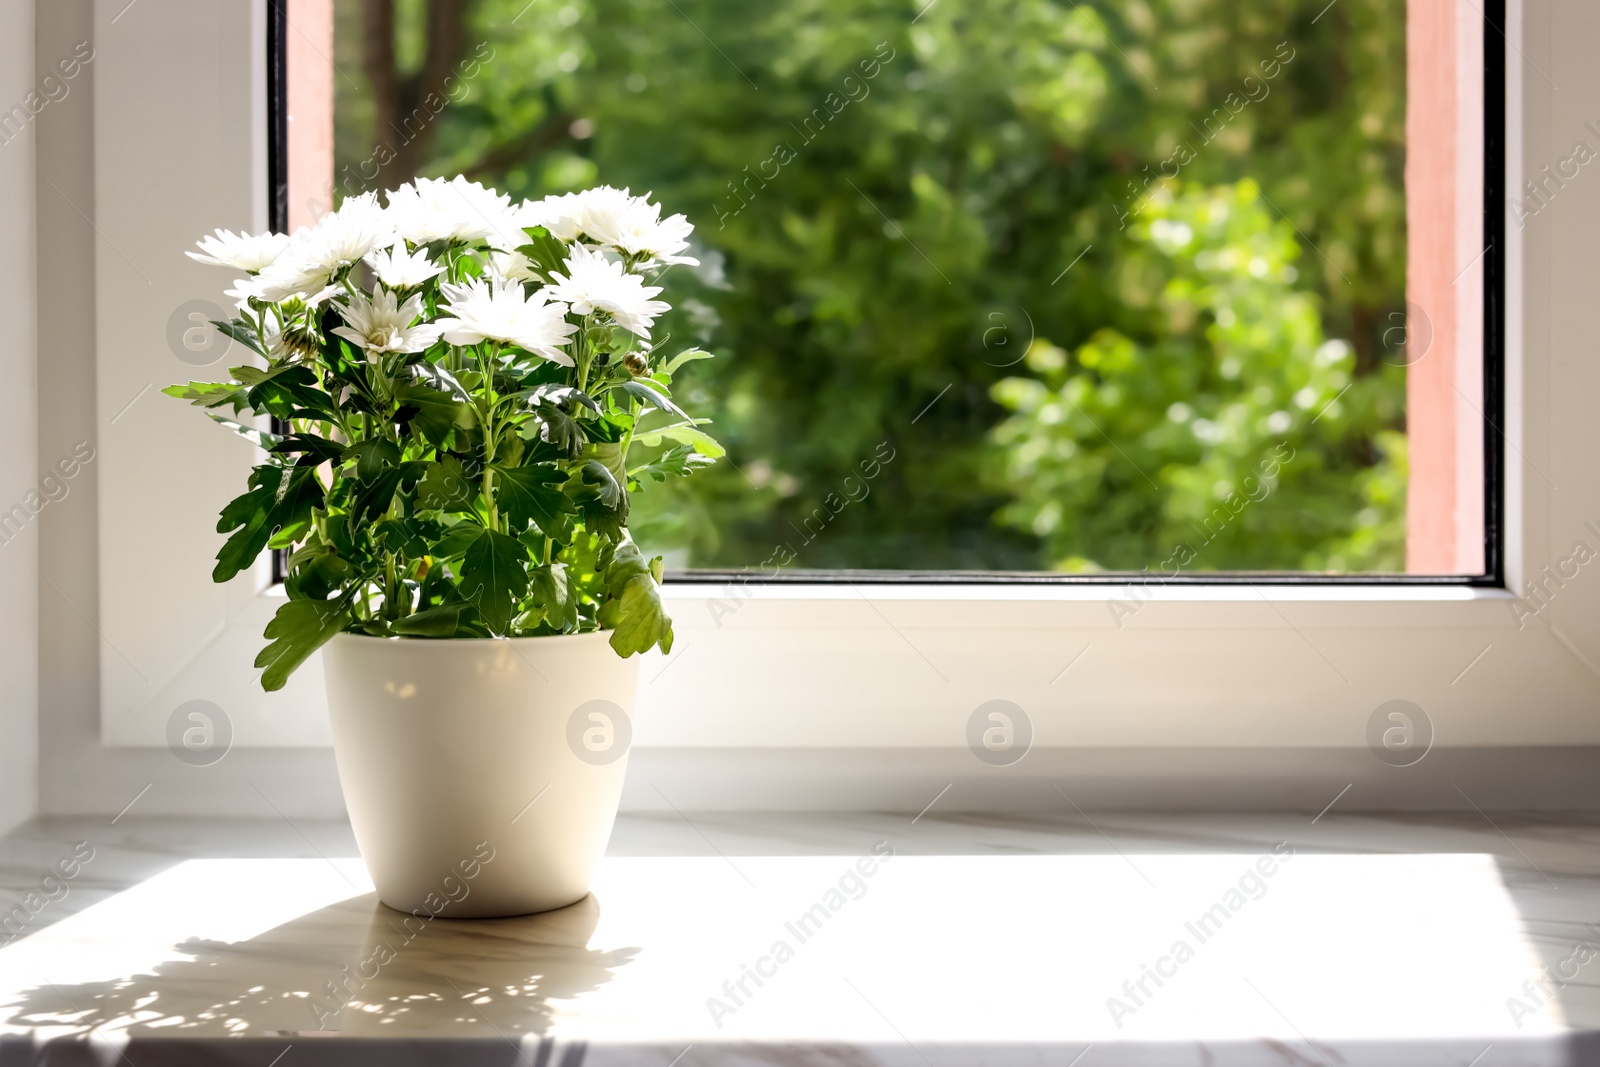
[0,852,1556,1044]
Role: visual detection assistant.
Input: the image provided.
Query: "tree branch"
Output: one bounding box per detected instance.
[360,0,399,156]
[420,0,476,110]
[359,0,481,184]
[462,108,577,182]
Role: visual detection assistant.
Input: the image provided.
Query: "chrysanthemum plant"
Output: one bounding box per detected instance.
[167,178,721,691]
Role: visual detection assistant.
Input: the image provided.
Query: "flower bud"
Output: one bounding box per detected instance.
[623,352,649,376]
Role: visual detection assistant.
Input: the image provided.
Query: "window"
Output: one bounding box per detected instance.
[286,0,1497,581]
[91,0,1600,758]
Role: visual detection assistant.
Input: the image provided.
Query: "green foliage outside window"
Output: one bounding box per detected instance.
[329,0,1412,573]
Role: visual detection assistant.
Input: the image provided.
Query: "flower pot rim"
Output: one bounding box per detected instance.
[328,629,616,647]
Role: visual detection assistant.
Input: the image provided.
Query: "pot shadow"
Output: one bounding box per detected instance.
[0,889,636,1039]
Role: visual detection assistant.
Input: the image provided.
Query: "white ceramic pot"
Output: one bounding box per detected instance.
[322,631,638,918]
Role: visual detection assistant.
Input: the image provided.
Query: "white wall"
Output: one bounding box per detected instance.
[24,0,1600,819]
[0,0,39,835]
[36,0,344,820]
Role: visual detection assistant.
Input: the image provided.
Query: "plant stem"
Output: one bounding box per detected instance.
[481,343,499,532]
[576,315,594,393]
[385,552,397,617]
[620,406,637,471]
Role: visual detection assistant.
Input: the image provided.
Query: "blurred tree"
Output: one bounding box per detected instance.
[991,182,1405,572]
[356,0,478,181]
[330,0,1410,572]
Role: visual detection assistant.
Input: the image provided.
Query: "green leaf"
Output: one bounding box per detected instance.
[607,577,674,656]
[515,435,568,466]
[590,440,629,486]
[583,410,632,444]
[493,462,571,531]
[518,383,601,415]
[394,381,473,449]
[511,359,568,391]
[602,538,652,593]
[428,522,482,560]
[215,465,324,582]
[272,433,345,466]
[617,378,693,422]
[633,421,726,459]
[519,562,574,632]
[164,380,252,415]
[391,602,479,638]
[210,318,267,357]
[516,226,575,280]
[235,364,328,420]
[373,515,436,557]
[599,541,673,657]
[573,458,628,542]
[418,456,479,512]
[321,511,355,558]
[662,347,713,377]
[632,443,716,484]
[208,414,285,451]
[256,597,351,692]
[580,457,624,509]
[283,542,352,600]
[459,528,529,634]
[350,462,425,526]
[523,404,585,457]
[513,384,599,460]
[344,438,401,481]
[231,364,295,387]
[420,364,476,405]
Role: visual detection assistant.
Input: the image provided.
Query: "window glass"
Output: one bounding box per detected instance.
[304,0,1483,576]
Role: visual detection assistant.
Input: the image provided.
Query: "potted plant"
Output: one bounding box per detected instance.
[169,177,720,917]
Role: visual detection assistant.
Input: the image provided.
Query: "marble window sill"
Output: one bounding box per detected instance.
[0,811,1596,1066]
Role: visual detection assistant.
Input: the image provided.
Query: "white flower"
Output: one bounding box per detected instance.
[561,186,637,252]
[246,259,339,303]
[302,192,394,267]
[580,188,699,266]
[519,191,586,242]
[489,249,542,283]
[387,176,518,246]
[187,229,290,272]
[524,186,698,266]
[547,244,670,338]
[524,186,629,247]
[251,192,393,302]
[225,277,340,311]
[331,288,445,358]
[435,275,579,365]
[365,241,447,289]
